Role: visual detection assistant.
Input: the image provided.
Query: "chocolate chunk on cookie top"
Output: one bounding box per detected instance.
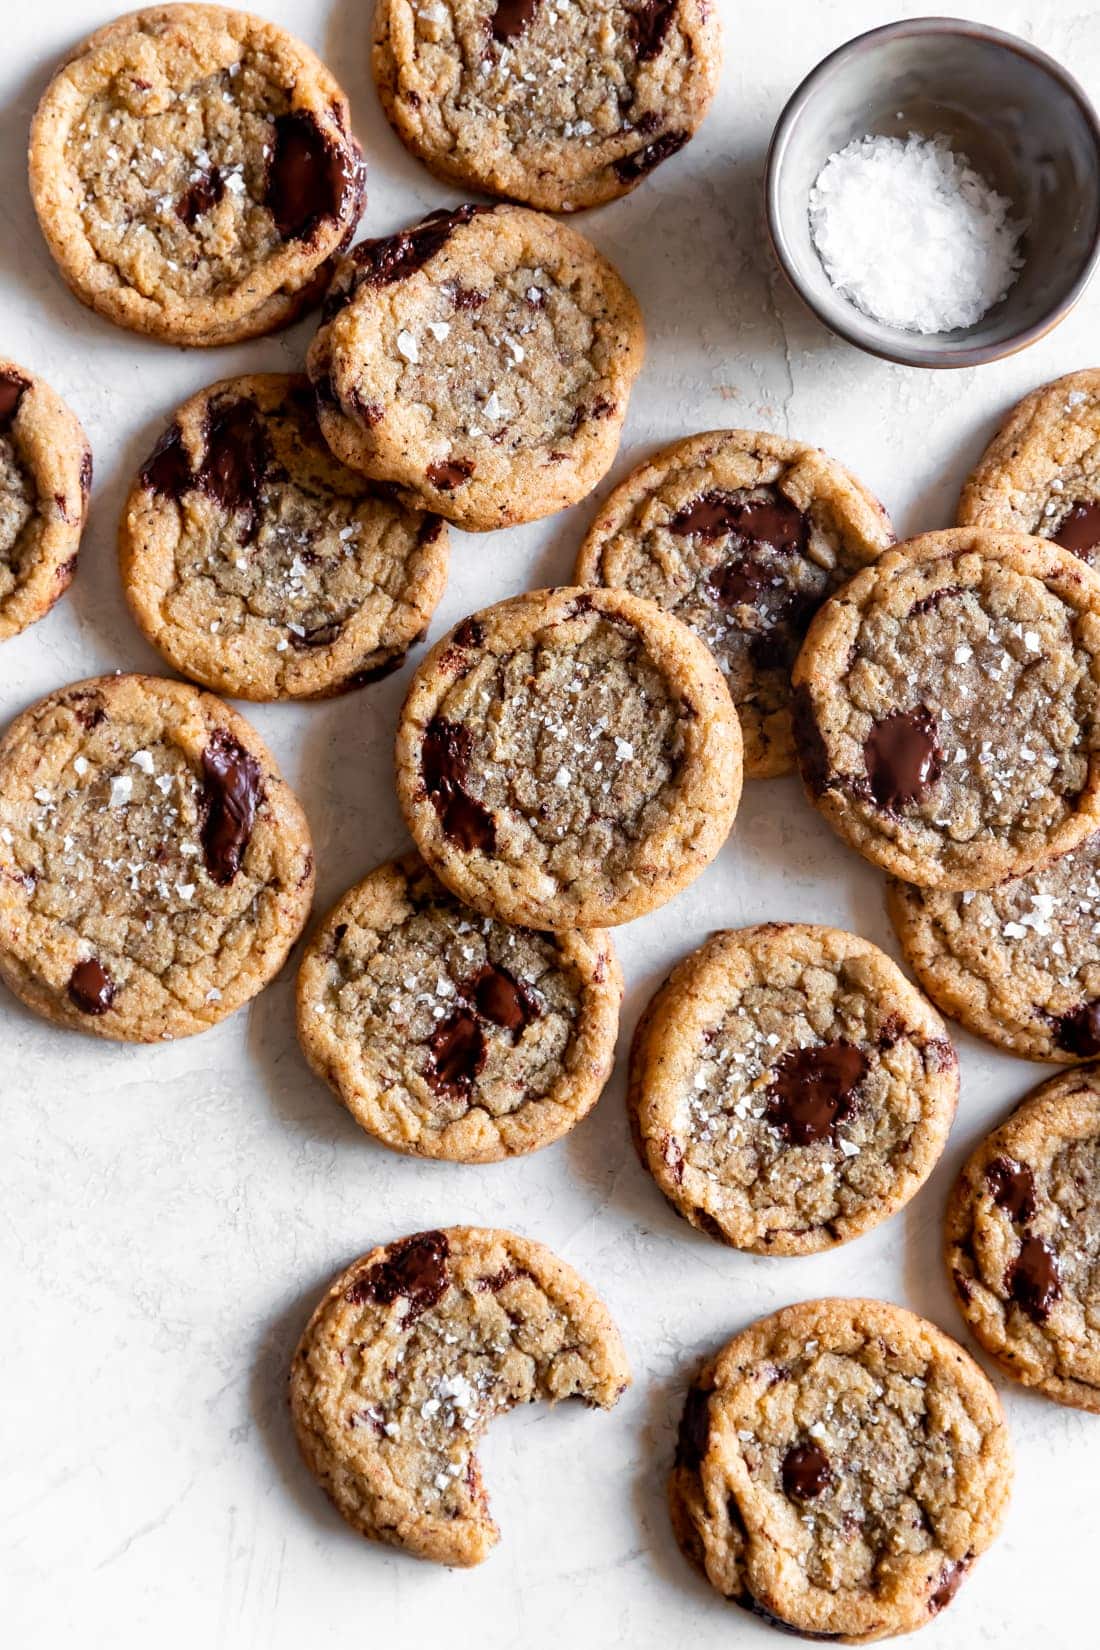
[29,5,364,345]
[372,0,721,211]
[792,529,1100,890]
[120,375,448,700]
[629,924,957,1255]
[0,361,92,642]
[290,1227,631,1566]
[575,430,894,778]
[958,371,1100,564]
[396,587,742,930]
[0,675,313,1041]
[307,204,644,530]
[296,855,622,1161]
[888,831,1100,1062]
[669,1300,1012,1642]
[946,1064,1100,1413]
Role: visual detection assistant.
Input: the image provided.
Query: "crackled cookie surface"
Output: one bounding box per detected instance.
[0,362,91,642]
[307,204,643,530]
[120,375,448,700]
[290,1227,630,1566]
[372,0,720,211]
[889,833,1100,1062]
[669,1298,1012,1642]
[793,529,1100,890]
[30,5,364,344]
[396,587,741,930]
[629,925,957,1255]
[575,431,894,778]
[958,370,1100,564]
[0,674,313,1040]
[946,1065,1100,1413]
[296,854,621,1160]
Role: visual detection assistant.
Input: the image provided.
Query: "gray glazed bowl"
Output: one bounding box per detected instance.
[765,17,1100,368]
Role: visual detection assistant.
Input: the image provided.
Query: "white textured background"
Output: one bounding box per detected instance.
[4,2,1100,1645]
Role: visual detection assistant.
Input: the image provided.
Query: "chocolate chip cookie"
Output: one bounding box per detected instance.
[958,370,1100,564]
[290,1226,631,1566]
[120,375,448,700]
[792,528,1100,890]
[670,1297,1012,1641]
[395,587,742,930]
[946,1064,1100,1413]
[0,674,313,1041]
[888,832,1100,1062]
[629,924,957,1255]
[307,204,644,530]
[0,362,91,642]
[372,0,721,211]
[575,430,894,779]
[296,854,622,1160]
[30,5,364,345]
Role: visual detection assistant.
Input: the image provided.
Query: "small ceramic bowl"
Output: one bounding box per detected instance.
[765,17,1100,368]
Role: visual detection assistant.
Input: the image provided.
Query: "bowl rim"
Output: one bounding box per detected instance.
[764,15,1100,369]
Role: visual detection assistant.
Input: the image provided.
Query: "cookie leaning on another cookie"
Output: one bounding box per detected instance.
[575,429,894,778]
[0,362,91,642]
[946,1063,1100,1413]
[396,587,742,930]
[629,924,958,1255]
[30,4,365,345]
[957,369,1100,562]
[296,854,622,1161]
[670,1298,1013,1642]
[290,1227,631,1566]
[120,374,448,700]
[307,203,644,530]
[373,0,722,211]
[0,674,314,1041]
[792,528,1100,890]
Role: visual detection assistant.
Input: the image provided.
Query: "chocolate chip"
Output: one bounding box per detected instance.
[1008,1234,1061,1322]
[930,1557,969,1614]
[68,957,115,1015]
[1053,1000,1100,1056]
[349,393,384,427]
[863,706,942,809]
[909,584,963,617]
[765,1041,868,1146]
[344,651,408,688]
[791,685,831,795]
[141,422,191,497]
[469,963,540,1033]
[427,1008,486,1096]
[671,489,807,551]
[781,1439,832,1501]
[876,1013,905,1050]
[327,206,484,319]
[674,1384,711,1469]
[266,111,357,241]
[1053,502,1100,560]
[986,1156,1036,1223]
[197,399,269,542]
[952,1267,974,1304]
[290,620,343,650]
[452,617,484,649]
[175,166,224,225]
[79,450,93,499]
[450,284,487,310]
[627,0,677,61]
[0,369,28,431]
[427,458,475,491]
[475,1266,521,1292]
[200,729,263,885]
[422,717,497,851]
[490,0,541,42]
[348,1230,450,1323]
[613,129,688,183]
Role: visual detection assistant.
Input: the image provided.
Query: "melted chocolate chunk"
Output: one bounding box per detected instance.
[0,369,29,431]
[197,399,269,541]
[613,129,688,183]
[140,423,191,496]
[475,1266,520,1292]
[707,558,771,608]
[348,1230,450,1322]
[1053,502,1100,560]
[491,0,541,41]
[427,458,475,491]
[781,1439,832,1501]
[765,1041,868,1146]
[671,489,807,550]
[427,1008,487,1096]
[470,963,540,1033]
[1053,1000,1100,1057]
[930,1558,969,1614]
[266,112,353,241]
[200,729,263,885]
[909,584,963,618]
[452,617,484,650]
[176,167,224,225]
[80,450,93,499]
[791,685,830,794]
[674,1384,711,1469]
[863,706,942,810]
[986,1156,1036,1223]
[421,717,497,851]
[1008,1234,1061,1322]
[328,206,484,318]
[627,0,677,60]
[68,957,115,1015]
